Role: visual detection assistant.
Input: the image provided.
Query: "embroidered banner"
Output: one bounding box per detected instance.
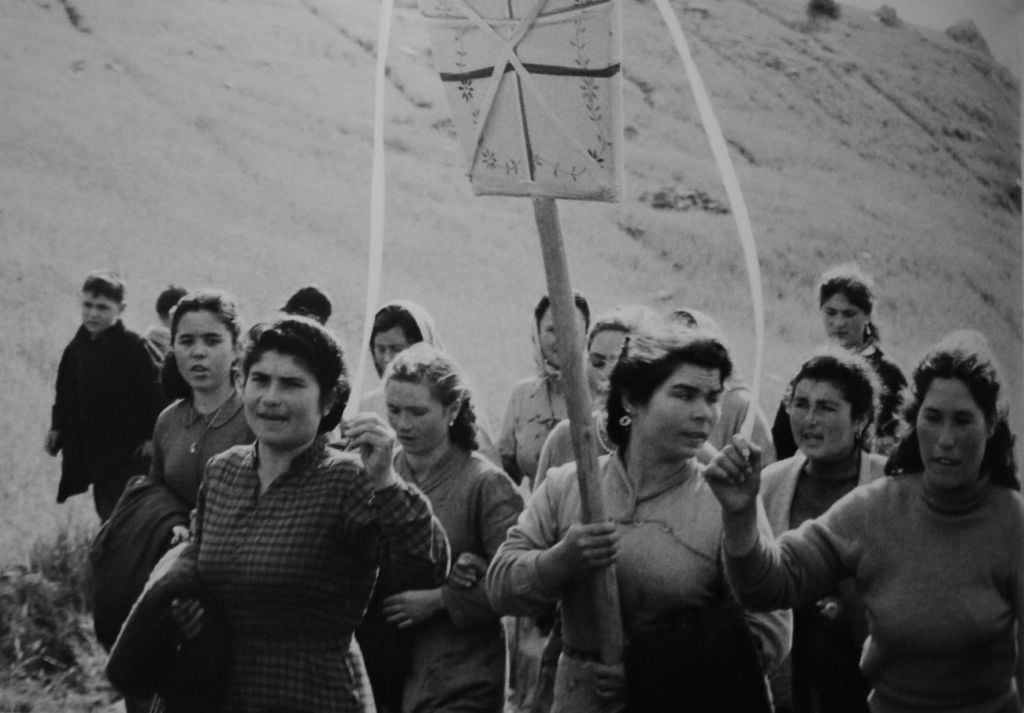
[418,0,624,201]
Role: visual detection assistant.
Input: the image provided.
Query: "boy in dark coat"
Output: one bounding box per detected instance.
[45,271,162,521]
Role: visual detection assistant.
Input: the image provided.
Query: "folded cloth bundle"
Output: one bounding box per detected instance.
[106,544,229,713]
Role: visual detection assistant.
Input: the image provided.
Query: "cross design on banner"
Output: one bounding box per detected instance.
[446,0,614,182]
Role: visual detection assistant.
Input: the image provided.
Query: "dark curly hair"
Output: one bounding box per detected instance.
[166,289,243,401]
[786,346,881,447]
[282,285,332,326]
[171,289,243,345]
[241,316,350,434]
[818,263,881,344]
[155,284,188,320]
[885,330,1017,489]
[606,327,733,451]
[384,343,478,452]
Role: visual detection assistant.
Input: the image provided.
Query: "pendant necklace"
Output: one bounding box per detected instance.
[189,396,231,454]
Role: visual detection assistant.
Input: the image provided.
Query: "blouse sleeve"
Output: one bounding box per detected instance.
[442,471,524,629]
[485,469,572,617]
[533,421,564,492]
[472,411,502,469]
[147,408,171,486]
[360,480,450,592]
[725,491,865,612]
[178,466,209,564]
[737,500,793,674]
[497,384,524,484]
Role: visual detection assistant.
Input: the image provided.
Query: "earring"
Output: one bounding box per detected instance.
[449,420,456,427]
[618,414,632,427]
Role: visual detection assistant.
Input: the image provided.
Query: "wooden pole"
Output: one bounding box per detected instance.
[532,197,624,665]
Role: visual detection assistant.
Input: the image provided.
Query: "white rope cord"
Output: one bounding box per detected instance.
[652,0,765,439]
[344,0,394,421]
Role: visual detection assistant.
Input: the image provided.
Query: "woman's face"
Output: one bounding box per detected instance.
[385,379,459,457]
[373,326,412,374]
[243,350,327,455]
[821,293,869,351]
[917,377,992,492]
[587,328,628,403]
[788,378,865,464]
[173,309,236,396]
[628,362,723,463]
[538,306,587,369]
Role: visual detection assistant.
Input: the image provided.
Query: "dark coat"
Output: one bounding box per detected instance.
[51,322,162,502]
[91,475,190,650]
[105,544,229,713]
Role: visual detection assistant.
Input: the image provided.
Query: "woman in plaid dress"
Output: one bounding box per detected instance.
[171,316,449,712]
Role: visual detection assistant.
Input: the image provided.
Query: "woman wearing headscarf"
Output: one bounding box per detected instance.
[498,292,591,488]
[496,292,591,711]
[527,304,653,713]
[358,299,498,464]
[771,264,907,459]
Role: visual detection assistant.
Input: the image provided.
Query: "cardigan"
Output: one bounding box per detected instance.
[759,452,886,713]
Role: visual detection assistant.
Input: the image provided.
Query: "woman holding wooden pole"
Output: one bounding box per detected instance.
[486,323,791,712]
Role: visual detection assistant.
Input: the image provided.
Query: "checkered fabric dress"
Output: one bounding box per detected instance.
[194,437,449,712]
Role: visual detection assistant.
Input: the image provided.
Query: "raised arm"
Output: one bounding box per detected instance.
[345,413,450,590]
[707,436,857,612]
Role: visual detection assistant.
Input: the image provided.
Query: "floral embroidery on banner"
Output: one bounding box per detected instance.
[570,9,611,178]
[481,148,498,169]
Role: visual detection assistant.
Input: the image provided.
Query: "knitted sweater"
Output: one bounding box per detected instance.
[728,474,1024,713]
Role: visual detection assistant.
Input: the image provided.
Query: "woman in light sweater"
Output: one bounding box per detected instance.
[707,330,1024,713]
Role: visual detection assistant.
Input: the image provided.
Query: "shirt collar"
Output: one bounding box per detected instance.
[251,434,329,477]
[182,390,244,428]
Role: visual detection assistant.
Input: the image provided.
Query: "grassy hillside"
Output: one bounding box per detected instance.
[2,0,1019,558]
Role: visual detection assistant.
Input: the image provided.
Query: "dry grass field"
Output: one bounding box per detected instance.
[0,0,1020,707]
